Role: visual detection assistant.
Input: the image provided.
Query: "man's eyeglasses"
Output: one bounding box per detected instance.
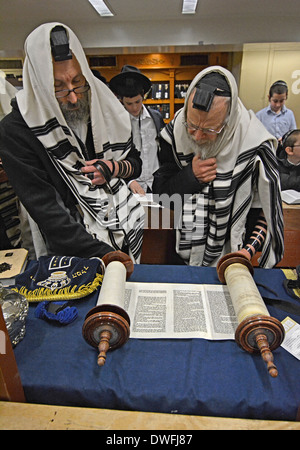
[182,121,226,135]
[55,84,90,98]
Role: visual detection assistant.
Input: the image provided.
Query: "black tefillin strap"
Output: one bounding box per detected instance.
[93,160,113,184]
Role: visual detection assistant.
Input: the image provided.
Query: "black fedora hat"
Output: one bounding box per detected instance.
[110,65,151,97]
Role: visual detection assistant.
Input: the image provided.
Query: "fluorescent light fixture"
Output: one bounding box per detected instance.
[182,0,198,14]
[88,0,114,17]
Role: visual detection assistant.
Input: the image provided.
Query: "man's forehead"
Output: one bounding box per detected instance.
[187,94,228,123]
[123,95,143,103]
[53,56,81,76]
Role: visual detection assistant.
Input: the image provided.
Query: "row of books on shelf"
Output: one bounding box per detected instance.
[174,83,190,99]
[149,83,169,100]
[147,82,190,100]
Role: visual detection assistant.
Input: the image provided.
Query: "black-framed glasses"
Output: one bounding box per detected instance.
[55,84,90,98]
[182,121,226,135]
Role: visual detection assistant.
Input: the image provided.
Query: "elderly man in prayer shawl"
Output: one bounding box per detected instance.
[153,66,284,268]
[0,23,145,263]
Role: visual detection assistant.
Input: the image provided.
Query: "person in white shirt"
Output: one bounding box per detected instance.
[110,65,165,195]
[256,80,297,143]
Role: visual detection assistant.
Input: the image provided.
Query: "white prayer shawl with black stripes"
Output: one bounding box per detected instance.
[16,23,144,262]
[160,66,284,268]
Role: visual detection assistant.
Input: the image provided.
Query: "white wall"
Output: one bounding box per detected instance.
[1,16,300,55]
[239,43,300,127]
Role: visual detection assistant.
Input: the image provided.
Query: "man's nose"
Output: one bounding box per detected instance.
[193,128,207,140]
[67,90,79,104]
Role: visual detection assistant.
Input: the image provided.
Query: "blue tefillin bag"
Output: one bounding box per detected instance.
[13,256,105,324]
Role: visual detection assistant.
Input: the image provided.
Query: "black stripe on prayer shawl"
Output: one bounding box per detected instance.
[73,160,84,171]
[48,151,144,260]
[230,195,252,229]
[95,139,132,161]
[108,229,122,251]
[178,152,194,165]
[235,147,257,165]
[83,196,117,220]
[202,245,224,266]
[216,171,234,182]
[212,149,256,203]
[0,183,21,246]
[46,139,83,160]
[110,178,126,195]
[166,122,182,170]
[257,145,284,266]
[127,226,144,254]
[30,117,71,137]
[103,139,133,154]
[120,197,144,226]
[164,119,174,141]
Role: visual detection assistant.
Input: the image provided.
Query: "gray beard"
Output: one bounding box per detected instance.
[187,133,221,159]
[59,92,90,130]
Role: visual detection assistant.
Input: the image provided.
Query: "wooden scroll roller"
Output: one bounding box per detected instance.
[82,251,133,366]
[217,253,285,377]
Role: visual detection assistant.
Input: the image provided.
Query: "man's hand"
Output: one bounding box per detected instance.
[81,159,117,185]
[192,156,217,183]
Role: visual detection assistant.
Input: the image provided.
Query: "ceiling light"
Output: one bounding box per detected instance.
[182,0,198,14]
[88,0,114,17]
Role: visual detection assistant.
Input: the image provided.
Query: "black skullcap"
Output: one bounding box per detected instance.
[200,73,231,94]
[282,129,300,148]
[271,80,288,89]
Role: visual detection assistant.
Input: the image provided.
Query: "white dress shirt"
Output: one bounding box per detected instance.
[130,105,159,191]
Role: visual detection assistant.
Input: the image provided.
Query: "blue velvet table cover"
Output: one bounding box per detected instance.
[13,265,300,421]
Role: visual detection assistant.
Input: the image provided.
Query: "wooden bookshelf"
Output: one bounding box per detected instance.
[87,52,229,122]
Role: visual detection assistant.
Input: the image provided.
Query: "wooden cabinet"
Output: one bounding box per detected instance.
[87,52,229,122]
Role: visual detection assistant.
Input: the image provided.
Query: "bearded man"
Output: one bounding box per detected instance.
[153,66,284,268]
[0,23,144,262]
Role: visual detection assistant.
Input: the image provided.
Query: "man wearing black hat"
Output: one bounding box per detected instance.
[110,65,165,195]
[153,66,284,268]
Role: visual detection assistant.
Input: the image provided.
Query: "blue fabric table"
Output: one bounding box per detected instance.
[13,265,300,421]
